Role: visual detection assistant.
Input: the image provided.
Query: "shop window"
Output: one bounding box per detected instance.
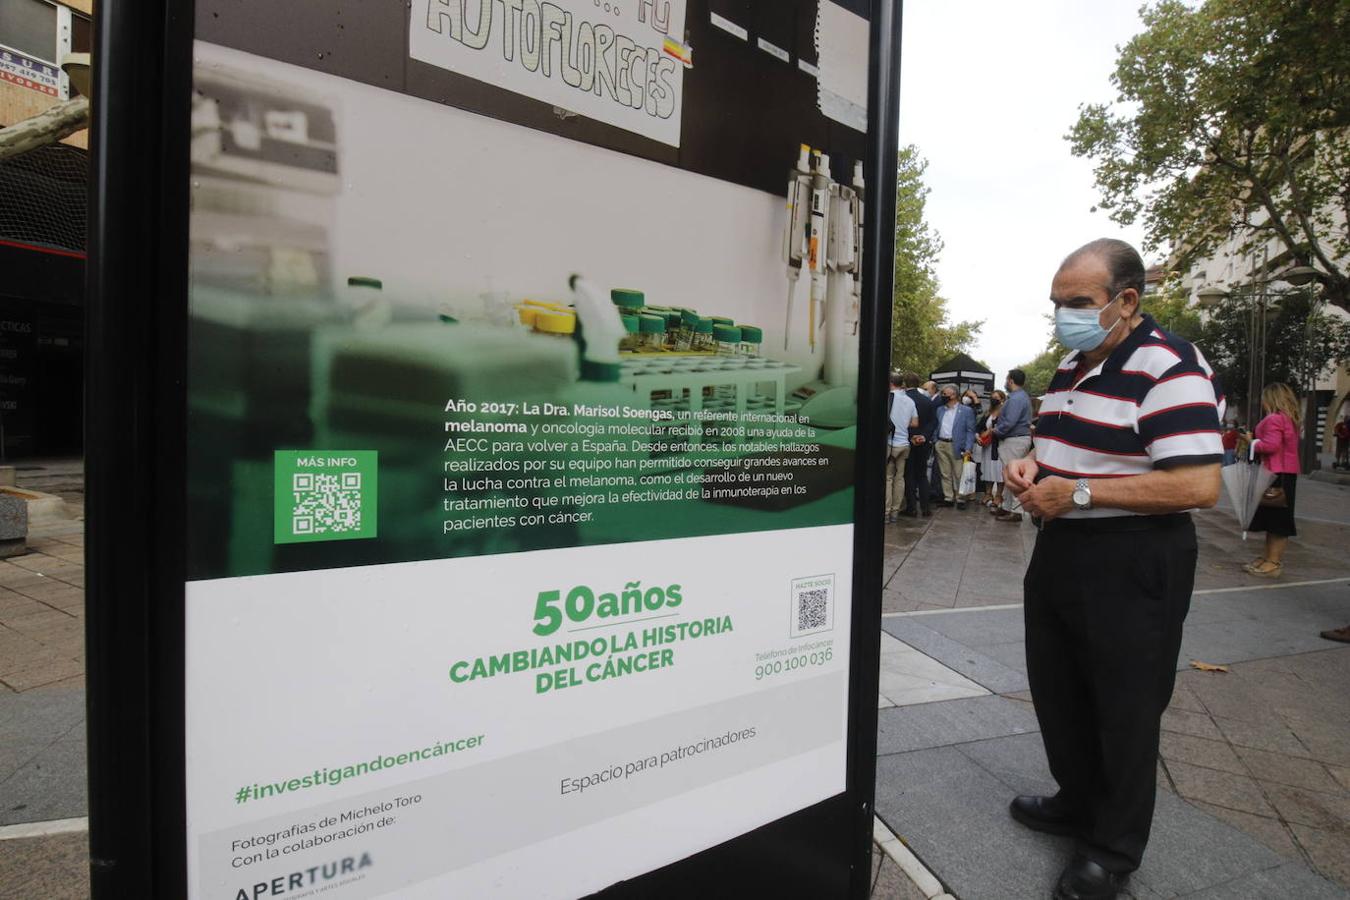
[71,11,89,53]
[0,0,58,63]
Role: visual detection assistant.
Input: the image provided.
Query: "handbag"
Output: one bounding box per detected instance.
[1259,474,1287,508]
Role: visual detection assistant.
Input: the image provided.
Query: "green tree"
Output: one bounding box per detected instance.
[890,145,983,375]
[1146,280,1205,342]
[1019,342,1066,398]
[1199,288,1350,422]
[1068,0,1350,310]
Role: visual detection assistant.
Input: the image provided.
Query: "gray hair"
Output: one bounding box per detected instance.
[1062,238,1146,298]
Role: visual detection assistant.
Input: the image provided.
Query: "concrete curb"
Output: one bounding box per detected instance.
[873,816,953,899]
[0,816,88,841]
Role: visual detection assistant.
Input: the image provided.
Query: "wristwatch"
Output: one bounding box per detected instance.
[1072,478,1093,511]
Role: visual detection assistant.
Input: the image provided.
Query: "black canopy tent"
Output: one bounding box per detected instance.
[930,352,995,401]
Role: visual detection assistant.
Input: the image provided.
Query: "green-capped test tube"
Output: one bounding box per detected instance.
[676,309,700,351]
[713,324,741,355]
[693,317,716,352]
[611,288,645,312]
[662,310,682,349]
[619,314,641,351]
[737,324,763,356]
[638,313,667,351]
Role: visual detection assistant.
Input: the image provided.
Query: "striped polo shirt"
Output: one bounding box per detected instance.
[1035,314,1226,518]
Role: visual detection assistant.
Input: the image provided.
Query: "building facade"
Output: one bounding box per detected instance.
[1183,228,1350,458]
[0,0,91,458]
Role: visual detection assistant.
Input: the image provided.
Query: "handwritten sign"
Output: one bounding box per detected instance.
[410,0,687,147]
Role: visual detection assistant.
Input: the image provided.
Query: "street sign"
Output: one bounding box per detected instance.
[86,1,901,896]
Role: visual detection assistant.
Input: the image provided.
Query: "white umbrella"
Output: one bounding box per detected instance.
[1221,460,1276,539]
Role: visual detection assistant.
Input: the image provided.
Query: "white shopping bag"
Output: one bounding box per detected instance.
[959,458,978,496]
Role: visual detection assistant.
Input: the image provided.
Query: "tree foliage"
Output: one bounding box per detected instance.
[1068,0,1350,310]
[1199,288,1350,423]
[890,146,984,376]
[1019,342,1065,399]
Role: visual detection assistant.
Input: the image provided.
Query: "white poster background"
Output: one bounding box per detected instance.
[409,0,687,147]
[186,526,853,898]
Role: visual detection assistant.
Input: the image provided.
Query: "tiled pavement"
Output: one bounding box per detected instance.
[873,474,1350,898]
[0,525,86,694]
[0,516,88,836]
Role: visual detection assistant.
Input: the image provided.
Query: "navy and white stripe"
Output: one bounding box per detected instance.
[1035,315,1224,515]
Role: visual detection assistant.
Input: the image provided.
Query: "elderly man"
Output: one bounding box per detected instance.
[1006,239,1223,900]
[932,384,976,508]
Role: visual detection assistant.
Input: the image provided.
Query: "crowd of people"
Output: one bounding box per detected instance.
[884,368,1034,523]
[885,368,1339,588]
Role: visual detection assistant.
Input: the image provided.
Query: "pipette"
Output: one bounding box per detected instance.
[807,150,832,353]
[850,161,865,335]
[782,144,812,350]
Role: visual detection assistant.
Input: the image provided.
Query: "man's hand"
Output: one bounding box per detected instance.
[913,435,926,445]
[1017,476,1075,521]
[1004,457,1038,493]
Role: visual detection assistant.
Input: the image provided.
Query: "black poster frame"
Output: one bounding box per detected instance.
[84,0,902,895]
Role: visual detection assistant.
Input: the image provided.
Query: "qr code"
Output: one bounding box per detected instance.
[797,589,829,630]
[790,575,834,637]
[291,471,363,536]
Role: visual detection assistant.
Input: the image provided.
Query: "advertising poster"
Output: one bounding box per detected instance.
[185,2,874,896]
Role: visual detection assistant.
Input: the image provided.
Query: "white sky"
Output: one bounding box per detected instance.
[897,0,1152,379]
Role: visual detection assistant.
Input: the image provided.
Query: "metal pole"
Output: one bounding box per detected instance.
[86,0,192,894]
[1302,283,1320,473]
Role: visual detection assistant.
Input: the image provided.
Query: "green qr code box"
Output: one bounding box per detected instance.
[274,451,378,544]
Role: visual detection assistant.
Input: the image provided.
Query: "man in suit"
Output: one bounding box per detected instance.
[902,372,937,517]
[933,384,977,509]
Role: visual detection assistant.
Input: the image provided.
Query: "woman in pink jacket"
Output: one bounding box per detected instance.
[1244,383,1302,577]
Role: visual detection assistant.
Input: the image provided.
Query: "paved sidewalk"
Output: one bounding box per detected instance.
[0,526,86,833]
[0,462,89,896]
[873,475,1350,898]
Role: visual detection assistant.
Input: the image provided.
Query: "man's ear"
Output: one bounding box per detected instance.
[1120,288,1141,318]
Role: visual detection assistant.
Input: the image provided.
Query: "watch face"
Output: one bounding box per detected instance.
[1073,488,1090,507]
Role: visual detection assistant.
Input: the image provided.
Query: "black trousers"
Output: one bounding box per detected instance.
[1023,514,1196,873]
[904,442,931,512]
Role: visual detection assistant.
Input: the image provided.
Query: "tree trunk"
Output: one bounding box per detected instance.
[0,96,91,162]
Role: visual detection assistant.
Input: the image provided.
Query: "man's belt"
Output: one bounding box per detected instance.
[1039,513,1191,534]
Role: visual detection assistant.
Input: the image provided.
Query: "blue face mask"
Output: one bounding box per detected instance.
[1055,294,1124,351]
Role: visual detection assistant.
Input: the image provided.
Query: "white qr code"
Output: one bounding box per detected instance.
[790,575,834,637]
[292,472,363,536]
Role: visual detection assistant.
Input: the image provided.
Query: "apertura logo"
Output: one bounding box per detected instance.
[234,852,373,899]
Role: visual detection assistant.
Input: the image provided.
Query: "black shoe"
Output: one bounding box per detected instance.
[1054,855,1126,900]
[1009,795,1083,836]
[903,509,918,518]
[921,507,932,517]
[956,501,967,510]
[935,499,954,507]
